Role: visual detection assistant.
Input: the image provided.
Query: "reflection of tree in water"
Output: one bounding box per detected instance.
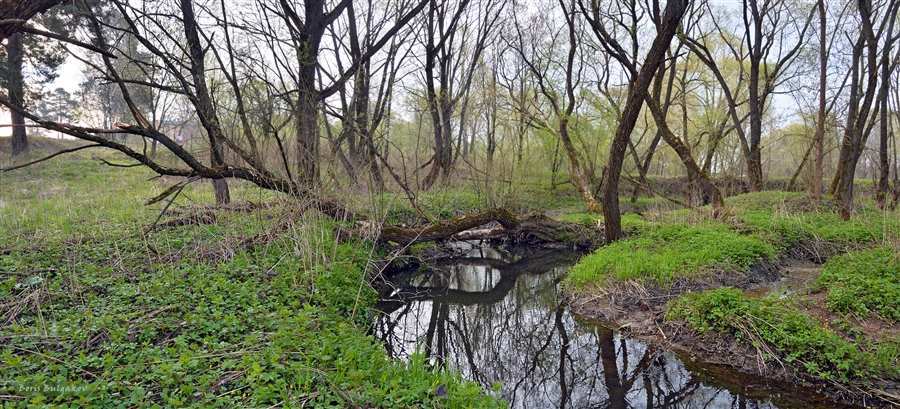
[373,245,779,409]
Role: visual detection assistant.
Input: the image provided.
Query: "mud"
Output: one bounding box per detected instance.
[564,256,900,408]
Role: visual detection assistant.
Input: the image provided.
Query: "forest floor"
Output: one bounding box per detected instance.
[4,137,899,408]
[0,142,505,408]
[564,190,900,408]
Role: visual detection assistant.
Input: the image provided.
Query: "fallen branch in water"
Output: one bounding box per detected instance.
[342,208,602,248]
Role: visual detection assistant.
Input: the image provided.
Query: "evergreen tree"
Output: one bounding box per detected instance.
[0,6,69,154]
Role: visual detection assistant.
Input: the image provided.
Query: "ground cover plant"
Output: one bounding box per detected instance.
[731,192,900,253]
[564,190,900,406]
[567,220,776,286]
[668,287,900,382]
[816,247,900,322]
[0,149,504,408]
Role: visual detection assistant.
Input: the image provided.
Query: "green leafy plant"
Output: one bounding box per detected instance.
[669,288,900,382]
[817,247,900,322]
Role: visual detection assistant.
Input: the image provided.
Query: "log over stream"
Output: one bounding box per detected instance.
[344,208,603,248]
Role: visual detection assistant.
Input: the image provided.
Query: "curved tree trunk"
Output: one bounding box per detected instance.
[601,0,688,243]
[645,96,725,211]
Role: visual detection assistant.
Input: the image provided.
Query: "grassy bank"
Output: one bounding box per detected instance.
[564,190,900,405]
[0,149,503,408]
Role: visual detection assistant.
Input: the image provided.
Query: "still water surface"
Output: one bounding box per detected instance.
[373,243,858,409]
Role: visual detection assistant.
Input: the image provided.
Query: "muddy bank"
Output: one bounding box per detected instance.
[564,256,899,408]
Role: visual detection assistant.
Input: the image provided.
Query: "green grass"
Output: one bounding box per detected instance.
[567,222,775,286]
[817,247,900,322]
[565,190,896,290]
[568,189,900,387]
[0,152,504,408]
[731,191,900,250]
[668,288,900,382]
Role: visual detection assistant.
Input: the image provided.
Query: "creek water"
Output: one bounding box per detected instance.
[373,243,860,409]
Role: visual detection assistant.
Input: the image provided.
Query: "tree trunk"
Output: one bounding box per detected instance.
[212,178,231,205]
[423,89,452,189]
[631,62,676,202]
[810,0,827,201]
[645,96,725,211]
[877,110,890,210]
[296,71,320,188]
[560,123,601,213]
[8,32,28,155]
[601,0,688,243]
[279,0,333,190]
[787,140,814,191]
[746,0,765,192]
[833,0,889,220]
[876,6,898,209]
[180,0,231,205]
[0,0,65,41]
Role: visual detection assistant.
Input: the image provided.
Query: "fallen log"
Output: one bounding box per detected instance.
[347,208,602,248]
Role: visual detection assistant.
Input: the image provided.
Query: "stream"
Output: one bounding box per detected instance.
[372,243,860,409]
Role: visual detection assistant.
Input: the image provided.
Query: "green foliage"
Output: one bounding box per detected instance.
[732,192,900,250]
[669,288,900,382]
[567,222,774,286]
[556,213,598,229]
[817,247,900,322]
[0,153,504,408]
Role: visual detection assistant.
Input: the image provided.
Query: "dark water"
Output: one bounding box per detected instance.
[373,243,859,409]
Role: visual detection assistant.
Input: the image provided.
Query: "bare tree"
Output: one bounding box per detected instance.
[810,0,829,200]
[686,0,811,192]
[419,0,504,189]
[1,0,428,211]
[508,0,601,213]
[324,0,418,189]
[876,10,900,208]
[581,0,690,242]
[831,0,899,219]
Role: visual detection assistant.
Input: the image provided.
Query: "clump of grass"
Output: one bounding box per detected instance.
[817,247,900,322]
[668,288,900,382]
[567,222,775,287]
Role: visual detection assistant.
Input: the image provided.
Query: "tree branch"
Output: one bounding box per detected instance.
[16,25,117,58]
[0,144,103,173]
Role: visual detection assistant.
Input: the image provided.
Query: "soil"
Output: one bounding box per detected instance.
[564,253,900,408]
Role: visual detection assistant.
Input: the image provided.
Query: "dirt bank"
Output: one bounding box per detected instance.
[564,256,900,408]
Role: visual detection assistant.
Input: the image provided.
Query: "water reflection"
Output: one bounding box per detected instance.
[373,244,855,409]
